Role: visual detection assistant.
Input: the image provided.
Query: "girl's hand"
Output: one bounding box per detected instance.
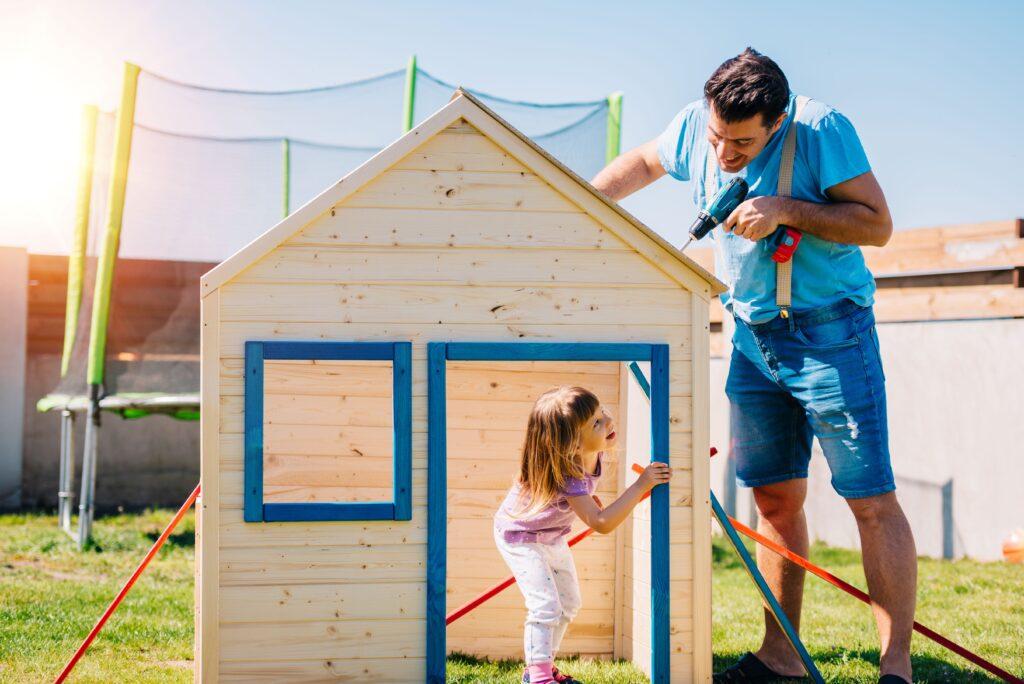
[637,461,672,491]
[568,461,672,534]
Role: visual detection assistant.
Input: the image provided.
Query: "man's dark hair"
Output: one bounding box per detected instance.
[704,48,790,126]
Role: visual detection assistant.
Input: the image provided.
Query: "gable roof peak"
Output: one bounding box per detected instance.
[202,88,725,298]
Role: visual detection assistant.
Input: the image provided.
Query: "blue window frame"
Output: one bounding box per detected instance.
[426,342,671,684]
[244,340,412,523]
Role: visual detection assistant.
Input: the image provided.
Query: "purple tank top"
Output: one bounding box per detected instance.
[493,454,603,544]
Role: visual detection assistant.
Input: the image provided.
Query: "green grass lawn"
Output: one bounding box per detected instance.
[0,510,195,683]
[711,539,1024,682]
[1,510,1021,683]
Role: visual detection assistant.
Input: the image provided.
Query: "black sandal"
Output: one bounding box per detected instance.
[714,652,804,682]
[878,676,910,684]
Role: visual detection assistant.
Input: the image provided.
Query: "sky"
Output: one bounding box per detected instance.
[1,0,1023,255]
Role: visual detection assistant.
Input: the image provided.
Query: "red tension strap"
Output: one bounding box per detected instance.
[54,483,201,684]
[629,460,1022,684]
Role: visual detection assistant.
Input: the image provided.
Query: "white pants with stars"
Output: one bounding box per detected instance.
[494,529,583,665]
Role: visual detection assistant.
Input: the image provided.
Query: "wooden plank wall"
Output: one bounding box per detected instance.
[620,368,652,673]
[691,218,1024,356]
[208,118,698,680]
[445,360,621,660]
[261,360,394,503]
[215,349,427,682]
[620,420,696,678]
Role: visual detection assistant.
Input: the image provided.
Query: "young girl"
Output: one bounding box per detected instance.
[493,385,672,684]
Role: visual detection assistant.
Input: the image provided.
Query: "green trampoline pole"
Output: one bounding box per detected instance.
[62,104,98,378]
[78,62,140,550]
[402,54,417,133]
[605,91,623,165]
[87,61,139,389]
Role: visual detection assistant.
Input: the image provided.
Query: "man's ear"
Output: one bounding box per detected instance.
[768,112,787,135]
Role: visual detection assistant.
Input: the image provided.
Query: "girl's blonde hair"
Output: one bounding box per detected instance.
[513,386,601,518]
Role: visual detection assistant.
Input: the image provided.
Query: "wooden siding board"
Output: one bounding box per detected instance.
[198,288,220,683]
[690,291,712,682]
[218,282,690,326]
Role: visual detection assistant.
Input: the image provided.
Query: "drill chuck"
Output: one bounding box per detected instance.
[684,177,749,248]
[687,211,719,242]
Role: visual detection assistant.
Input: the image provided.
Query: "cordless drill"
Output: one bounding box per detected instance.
[680,177,802,263]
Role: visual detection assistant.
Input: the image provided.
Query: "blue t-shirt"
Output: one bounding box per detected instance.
[657,94,876,324]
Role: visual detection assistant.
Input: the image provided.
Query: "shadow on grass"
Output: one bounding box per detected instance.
[447,651,522,670]
[143,530,195,549]
[446,652,650,683]
[713,648,1005,682]
[71,509,196,554]
[80,529,194,554]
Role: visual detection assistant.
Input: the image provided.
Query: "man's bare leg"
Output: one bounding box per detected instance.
[750,478,809,677]
[847,492,916,682]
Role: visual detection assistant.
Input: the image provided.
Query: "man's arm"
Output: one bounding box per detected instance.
[725,170,893,247]
[590,139,666,201]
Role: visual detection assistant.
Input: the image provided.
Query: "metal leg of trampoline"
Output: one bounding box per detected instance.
[77,405,100,550]
[58,410,76,536]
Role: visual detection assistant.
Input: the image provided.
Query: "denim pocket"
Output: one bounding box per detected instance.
[793,304,874,350]
[793,314,861,350]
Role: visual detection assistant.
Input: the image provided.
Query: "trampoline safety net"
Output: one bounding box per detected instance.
[41,60,622,418]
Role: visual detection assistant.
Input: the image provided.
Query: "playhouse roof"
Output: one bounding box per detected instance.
[201,89,727,298]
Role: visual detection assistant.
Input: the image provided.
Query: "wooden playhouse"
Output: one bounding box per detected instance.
[196,90,726,683]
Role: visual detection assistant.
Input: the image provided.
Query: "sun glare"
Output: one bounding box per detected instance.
[0,58,85,253]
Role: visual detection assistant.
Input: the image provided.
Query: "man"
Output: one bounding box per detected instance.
[592,48,916,683]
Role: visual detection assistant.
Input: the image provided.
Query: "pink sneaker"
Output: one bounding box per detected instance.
[522,667,582,683]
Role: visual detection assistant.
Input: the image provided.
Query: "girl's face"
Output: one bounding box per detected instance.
[580,405,616,454]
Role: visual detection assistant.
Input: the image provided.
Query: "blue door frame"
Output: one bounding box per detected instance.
[427,342,672,683]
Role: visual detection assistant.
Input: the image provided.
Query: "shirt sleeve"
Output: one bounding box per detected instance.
[656,103,701,182]
[561,475,591,498]
[807,110,871,194]
[562,454,602,497]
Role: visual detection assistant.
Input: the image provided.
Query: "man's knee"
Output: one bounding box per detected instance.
[753,480,807,525]
[846,491,901,528]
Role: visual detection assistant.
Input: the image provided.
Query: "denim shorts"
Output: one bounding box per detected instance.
[726,299,894,499]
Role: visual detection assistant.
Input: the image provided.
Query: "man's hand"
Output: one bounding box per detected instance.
[724,196,789,242]
[723,172,892,247]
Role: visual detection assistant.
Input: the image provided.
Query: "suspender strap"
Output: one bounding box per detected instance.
[703,137,717,200]
[775,95,810,315]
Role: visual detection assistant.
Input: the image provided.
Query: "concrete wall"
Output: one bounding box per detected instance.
[710,318,1024,561]
[0,247,27,510]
